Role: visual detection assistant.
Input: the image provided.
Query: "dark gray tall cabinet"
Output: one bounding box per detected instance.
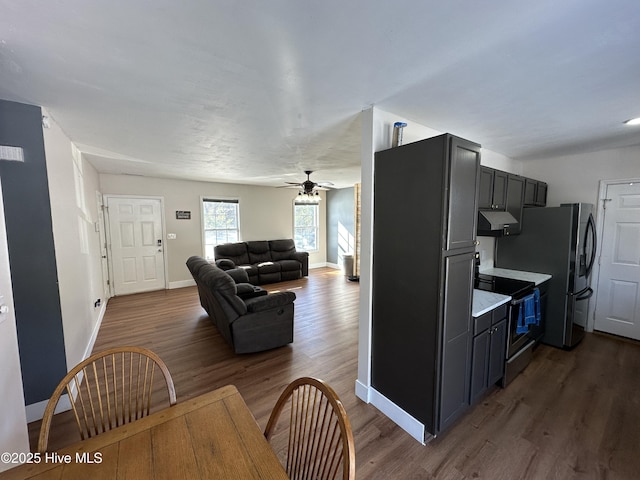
[372,134,481,439]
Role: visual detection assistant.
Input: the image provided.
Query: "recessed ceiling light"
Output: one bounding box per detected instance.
[624,117,640,126]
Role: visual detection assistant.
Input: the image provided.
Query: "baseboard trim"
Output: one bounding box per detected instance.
[355,379,370,403]
[368,387,426,445]
[26,393,72,423]
[169,279,196,289]
[26,300,109,423]
[85,298,108,359]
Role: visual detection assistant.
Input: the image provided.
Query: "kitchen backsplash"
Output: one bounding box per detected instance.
[476,236,495,270]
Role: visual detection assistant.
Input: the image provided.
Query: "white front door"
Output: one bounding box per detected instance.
[594,182,640,340]
[106,197,166,296]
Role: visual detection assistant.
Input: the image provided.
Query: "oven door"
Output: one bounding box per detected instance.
[506,294,541,359]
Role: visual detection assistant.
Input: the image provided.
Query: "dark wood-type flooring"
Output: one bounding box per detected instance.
[28,268,640,479]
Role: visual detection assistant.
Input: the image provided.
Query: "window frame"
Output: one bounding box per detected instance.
[201,197,241,260]
[293,201,320,253]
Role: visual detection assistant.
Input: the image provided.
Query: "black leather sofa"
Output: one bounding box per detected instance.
[214,239,309,285]
[186,256,296,354]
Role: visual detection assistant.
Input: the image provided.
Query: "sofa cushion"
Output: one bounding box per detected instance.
[237,264,259,282]
[278,259,301,272]
[215,243,250,265]
[256,261,281,274]
[247,241,272,264]
[225,268,250,283]
[269,239,297,261]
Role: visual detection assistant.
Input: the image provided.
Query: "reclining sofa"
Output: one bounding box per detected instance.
[214,239,309,285]
[186,256,296,353]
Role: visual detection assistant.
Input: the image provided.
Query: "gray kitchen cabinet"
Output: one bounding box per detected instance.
[524,178,548,207]
[505,174,525,235]
[478,167,507,211]
[470,304,508,404]
[371,133,480,439]
[440,251,476,430]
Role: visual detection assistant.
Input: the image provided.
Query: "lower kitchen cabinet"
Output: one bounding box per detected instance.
[470,304,507,404]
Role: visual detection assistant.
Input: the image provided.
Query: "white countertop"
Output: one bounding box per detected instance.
[479,267,552,286]
[472,290,511,317]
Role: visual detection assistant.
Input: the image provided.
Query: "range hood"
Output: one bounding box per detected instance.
[477,210,518,236]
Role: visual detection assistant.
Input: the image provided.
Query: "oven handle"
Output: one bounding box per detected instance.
[508,339,536,362]
[510,289,537,306]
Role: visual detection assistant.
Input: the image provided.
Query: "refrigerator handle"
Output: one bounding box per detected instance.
[575,287,594,301]
[585,213,597,278]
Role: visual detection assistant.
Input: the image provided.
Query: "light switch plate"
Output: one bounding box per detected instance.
[167,233,177,240]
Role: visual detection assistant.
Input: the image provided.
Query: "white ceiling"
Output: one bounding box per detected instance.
[1,1,639,189]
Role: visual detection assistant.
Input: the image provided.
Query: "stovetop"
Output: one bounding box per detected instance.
[474,273,535,298]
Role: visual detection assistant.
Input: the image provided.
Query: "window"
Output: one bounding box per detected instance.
[202,199,239,259]
[294,203,319,251]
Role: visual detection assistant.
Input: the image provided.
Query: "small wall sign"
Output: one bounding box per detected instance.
[176,210,191,219]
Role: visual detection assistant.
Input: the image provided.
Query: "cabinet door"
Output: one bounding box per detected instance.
[488,319,507,386]
[524,178,537,206]
[505,174,525,235]
[439,252,474,431]
[470,330,490,404]
[492,171,508,210]
[478,167,494,210]
[536,182,548,207]
[446,137,481,251]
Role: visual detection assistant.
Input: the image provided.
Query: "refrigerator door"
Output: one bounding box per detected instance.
[566,287,593,346]
[565,203,595,295]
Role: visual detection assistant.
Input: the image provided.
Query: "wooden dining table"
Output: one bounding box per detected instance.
[0,385,289,479]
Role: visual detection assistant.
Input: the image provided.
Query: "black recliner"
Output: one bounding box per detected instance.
[186,256,296,354]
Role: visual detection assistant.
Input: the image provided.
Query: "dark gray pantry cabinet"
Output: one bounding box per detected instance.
[372,133,480,439]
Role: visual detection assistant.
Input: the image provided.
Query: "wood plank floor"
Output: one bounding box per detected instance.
[28,268,640,479]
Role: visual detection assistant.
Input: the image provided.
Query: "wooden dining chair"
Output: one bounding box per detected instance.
[38,346,177,453]
[264,377,356,480]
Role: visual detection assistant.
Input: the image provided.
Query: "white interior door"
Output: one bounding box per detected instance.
[594,182,640,340]
[107,197,166,295]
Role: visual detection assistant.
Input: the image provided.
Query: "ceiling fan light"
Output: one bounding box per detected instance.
[624,117,640,126]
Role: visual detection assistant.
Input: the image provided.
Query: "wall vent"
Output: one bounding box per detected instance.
[0,145,25,162]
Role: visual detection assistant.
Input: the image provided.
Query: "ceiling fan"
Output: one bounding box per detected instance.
[282,170,334,195]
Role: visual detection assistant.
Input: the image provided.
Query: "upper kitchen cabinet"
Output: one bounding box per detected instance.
[372,133,480,439]
[505,174,525,235]
[477,170,522,237]
[478,167,507,211]
[447,136,483,251]
[524,178,548,207]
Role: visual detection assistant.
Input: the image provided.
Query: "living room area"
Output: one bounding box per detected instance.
[0,100,365,467]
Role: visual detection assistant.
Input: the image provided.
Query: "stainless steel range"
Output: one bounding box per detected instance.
[475,273,542,385]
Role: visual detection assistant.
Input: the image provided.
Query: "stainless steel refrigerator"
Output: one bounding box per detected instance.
[495,203,597,348]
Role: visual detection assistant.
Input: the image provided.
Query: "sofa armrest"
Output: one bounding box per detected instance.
[215,258,236,270]
[291,251,309,276]
[236,283,267,300]
[244,291,296,313]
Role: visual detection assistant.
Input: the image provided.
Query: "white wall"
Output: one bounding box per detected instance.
[522,144,640,207]
[99,174,327,285]
[43,112,105,375]
[0,178,30,470]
